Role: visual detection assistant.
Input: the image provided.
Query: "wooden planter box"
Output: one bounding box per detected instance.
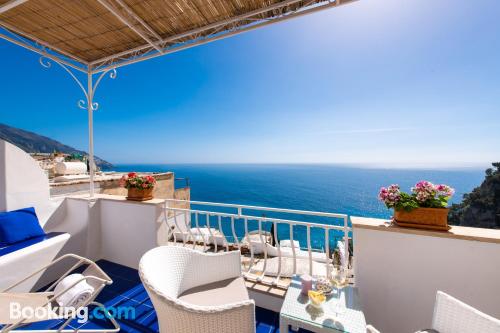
[126,187,153,201]
[394,207,450,231]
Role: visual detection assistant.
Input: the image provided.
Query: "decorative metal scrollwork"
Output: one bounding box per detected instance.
[39,55,117,112]
[77,100,99,111]
[39,56,52,68]
[77,99,86,110]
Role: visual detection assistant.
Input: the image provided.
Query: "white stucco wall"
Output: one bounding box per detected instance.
[0,140,57,223]
[354,223,500,333]
[99,198,163,268]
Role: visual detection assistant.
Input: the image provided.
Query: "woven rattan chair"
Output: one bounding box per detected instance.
[139,246,255,333]
[366,290,500,333]
[429,291,500,333]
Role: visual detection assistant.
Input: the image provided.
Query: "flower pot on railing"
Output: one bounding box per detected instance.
[394,207,450,231]
[120,172,156,202]
[379,181,455,232]
[126,187,153,201]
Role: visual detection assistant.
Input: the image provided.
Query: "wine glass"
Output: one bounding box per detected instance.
[333,289,346,316]
[330,265,348,315]
[331,265,348,289]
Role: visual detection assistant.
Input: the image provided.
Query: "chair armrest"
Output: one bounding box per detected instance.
[366,324,381,333]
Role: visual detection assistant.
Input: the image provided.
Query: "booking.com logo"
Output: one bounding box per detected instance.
[10,302,135,324]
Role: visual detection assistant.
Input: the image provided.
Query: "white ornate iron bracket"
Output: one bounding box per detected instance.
[39,55,117,111]
[38,53,117,198]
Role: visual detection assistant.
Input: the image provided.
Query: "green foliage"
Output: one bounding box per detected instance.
[393,192,450,211]
[420,195,451,209]
[448,162,500,229]
[394,193,419,212]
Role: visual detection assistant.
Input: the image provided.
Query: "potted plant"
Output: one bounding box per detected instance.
[120,172,157,201]
[378,181,455,231]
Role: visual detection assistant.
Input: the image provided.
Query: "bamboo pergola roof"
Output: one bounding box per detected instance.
[0,0,357,73]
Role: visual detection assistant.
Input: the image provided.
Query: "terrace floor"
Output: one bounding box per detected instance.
[18,260,313,332]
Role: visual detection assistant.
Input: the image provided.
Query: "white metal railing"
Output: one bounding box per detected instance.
[162,199,350,286]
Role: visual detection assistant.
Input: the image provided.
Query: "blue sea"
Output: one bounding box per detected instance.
[114,164,485,249]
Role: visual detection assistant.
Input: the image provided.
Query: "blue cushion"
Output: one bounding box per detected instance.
[0,207,46,246]
[0,232,65,257]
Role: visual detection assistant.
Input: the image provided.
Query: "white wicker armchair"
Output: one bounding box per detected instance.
[139,246,255,333]
[430,291,500,333]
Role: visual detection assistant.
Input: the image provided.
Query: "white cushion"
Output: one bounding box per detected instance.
[280,240,300,248]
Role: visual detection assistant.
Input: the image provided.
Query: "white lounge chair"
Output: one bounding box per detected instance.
[246,239,334,277]
[139,246,255,333]
[259,240,330,263]
[0,254,119,332]
[166,212,228,248]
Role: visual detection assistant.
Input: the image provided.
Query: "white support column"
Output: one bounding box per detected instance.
[87,72,95,198]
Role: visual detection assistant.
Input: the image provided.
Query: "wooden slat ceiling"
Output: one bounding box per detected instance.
[0,0,346,66]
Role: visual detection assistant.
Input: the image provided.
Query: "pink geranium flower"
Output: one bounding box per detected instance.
[379,180,455,211]
[120,172,157,190]
[378,184,401,208]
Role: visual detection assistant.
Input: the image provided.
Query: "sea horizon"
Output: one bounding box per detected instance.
[111,162,489,171]
[113,163,485,218]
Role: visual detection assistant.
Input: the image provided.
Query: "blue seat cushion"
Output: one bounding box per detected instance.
[0,207,46,246]
[0,232,65,257]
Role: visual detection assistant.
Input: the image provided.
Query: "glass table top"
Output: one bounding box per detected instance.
[280,276,367,333]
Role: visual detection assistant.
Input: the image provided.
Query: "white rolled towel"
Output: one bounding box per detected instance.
[54,274,94,308]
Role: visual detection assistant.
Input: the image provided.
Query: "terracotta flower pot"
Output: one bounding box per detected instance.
[394,207,450,231]
[126,187,153,201]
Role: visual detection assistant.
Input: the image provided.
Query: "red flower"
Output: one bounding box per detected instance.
[128,172,137,178]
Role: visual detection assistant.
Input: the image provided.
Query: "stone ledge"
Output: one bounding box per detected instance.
[351,216,500,244]
[67,193,166,206]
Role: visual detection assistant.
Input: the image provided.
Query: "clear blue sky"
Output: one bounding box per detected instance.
[0,0,499,167]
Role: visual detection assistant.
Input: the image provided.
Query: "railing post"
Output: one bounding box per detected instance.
[325,228,330,278]
[206,214,216,252]
[344,216,349,271]
[244,218,255,275]
[218,215,229,251]
[274,221,282,286]
[257,219,267,281]
[290,224,297,275]
[231,216,240,250]
[307,225,313,276]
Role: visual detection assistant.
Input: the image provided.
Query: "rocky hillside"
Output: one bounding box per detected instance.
[0,123,113,170]
[449,163,500,229]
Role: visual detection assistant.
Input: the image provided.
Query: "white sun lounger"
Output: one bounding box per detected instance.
[166,211,229,248]
[0,254,120,332]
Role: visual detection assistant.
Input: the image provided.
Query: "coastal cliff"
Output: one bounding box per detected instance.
[0,123,113,170]
[449,162,500,229]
